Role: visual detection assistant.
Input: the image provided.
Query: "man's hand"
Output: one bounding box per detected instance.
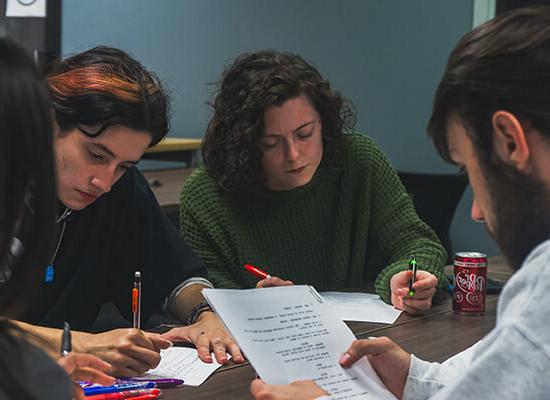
[256,276,294,288]
[161,311,245,364]
[390,270,438,314]
[340,337,410,398]
[75,328,172,377]
[250,378,328,400]
[57,352,115,400]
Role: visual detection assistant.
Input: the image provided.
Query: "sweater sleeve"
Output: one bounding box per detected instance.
[403,341,480,400]
[180,170,242,289]
[406,325,550,400]
[360,138,448,303]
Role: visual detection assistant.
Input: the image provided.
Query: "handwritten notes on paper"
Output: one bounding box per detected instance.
[203,286,396,399]
[144,346,226,386]
[321,291,402,324]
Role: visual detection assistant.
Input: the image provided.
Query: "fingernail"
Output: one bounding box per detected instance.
[339,353,350,365]
[167,341,174,348]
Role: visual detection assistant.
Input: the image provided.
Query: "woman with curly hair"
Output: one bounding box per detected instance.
[180,50,448,312]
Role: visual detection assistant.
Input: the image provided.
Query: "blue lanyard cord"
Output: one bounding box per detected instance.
[46,208,72,282]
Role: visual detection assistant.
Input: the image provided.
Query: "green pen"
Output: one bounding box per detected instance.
[408,258,417,297]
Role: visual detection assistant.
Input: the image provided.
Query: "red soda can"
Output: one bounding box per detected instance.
[453,252,487,314]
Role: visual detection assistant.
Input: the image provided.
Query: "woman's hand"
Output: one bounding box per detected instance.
[390,270,438,314]
[75,328,172,377]
[57,352,115,400]
[256,276,294,288]
[161,311,245,364]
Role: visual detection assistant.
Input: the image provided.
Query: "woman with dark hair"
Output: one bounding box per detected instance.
[0,38,113,400]
[9,46,243,377]
[180,50,448,312]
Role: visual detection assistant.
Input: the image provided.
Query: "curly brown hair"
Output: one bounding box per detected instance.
[203,50,355,192]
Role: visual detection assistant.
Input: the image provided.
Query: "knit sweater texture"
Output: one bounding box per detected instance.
[180,133,448,302]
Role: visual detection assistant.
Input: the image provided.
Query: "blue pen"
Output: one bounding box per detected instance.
[81,380,156,396]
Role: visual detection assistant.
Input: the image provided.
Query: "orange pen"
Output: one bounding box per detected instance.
[132,271,142,329]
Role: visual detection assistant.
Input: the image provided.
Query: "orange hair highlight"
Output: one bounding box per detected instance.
[48,64,158,103]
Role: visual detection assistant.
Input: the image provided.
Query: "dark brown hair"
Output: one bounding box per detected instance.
[428,6,550,164]
[203,50,355,192]
[48,46,170,146]
[0,38,57,400]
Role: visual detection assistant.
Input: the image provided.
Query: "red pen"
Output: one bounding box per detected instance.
[244,264,271,279]
[85,388,161,400]
[125,395,159,400]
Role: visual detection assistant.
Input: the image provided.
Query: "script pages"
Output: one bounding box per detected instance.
[203,285,396,400]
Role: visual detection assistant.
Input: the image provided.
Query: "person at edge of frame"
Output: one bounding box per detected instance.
[0,37,115,400]
[250,5,550,400]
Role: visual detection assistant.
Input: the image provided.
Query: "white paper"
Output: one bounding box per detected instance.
[321,292,402,324]
[203,286,396,400]
[144,346,227,386]
[6,0,46,17]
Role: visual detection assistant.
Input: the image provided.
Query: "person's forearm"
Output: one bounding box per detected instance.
[12,320,62,357]
[13,320,93,356]
[170,282,212,323]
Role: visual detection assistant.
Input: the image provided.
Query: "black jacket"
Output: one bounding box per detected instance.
[23,167,207,330]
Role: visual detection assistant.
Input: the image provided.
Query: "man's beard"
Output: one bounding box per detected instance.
[484,160,550,271]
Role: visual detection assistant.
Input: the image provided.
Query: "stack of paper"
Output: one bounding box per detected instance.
[203,285,397,400]
[321,291,402,324]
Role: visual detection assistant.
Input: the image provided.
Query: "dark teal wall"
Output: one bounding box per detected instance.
[62,0,499,256]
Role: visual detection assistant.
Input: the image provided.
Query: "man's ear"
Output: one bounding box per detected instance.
[491,111,530,171]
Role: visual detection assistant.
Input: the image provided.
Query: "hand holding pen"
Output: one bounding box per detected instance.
[244,264,294,288]
[63,270,171,377]
[71,328,172,377]
[408,258,417,297]
[57,322,116,400]
[389,259,439,314]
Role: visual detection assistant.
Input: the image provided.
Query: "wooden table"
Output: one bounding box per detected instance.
[143,138,202,167]
[160,256,511,399]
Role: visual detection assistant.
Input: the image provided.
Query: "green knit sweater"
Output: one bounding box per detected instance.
[180,133,448,303]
